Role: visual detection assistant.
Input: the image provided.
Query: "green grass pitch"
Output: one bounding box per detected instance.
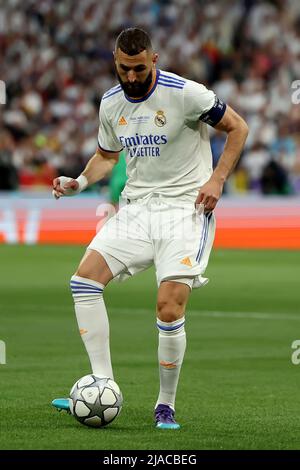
[0,245,299,450]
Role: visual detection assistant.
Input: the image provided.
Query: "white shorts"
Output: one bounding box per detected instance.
[88,196,216,289]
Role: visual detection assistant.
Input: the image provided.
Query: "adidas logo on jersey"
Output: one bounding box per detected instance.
[118,116,127,125]
[180,257,192,267]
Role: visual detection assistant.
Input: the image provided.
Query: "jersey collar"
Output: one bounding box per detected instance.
[124,69,160,103]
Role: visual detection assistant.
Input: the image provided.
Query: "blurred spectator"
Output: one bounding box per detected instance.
[0,131,18,190]
[270,121,297,172]
[210,130,226,168]
[261,160,292,195]
[0,0,299,194]
[242,141,271,191]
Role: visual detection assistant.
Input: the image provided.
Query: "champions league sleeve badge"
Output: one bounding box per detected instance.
[155,110,167,127]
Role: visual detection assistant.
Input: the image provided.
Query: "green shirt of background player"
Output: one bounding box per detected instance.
[109,151,127,206]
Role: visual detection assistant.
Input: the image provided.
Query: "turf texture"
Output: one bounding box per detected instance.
[0,245,299,450]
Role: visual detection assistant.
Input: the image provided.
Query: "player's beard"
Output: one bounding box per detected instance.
[117,69,153,98]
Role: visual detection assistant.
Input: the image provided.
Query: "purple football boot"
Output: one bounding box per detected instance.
[155,404,180,429]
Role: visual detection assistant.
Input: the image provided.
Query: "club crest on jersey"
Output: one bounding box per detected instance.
[155,110,166,127]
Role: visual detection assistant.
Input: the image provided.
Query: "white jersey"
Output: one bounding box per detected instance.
[98,69,225,199]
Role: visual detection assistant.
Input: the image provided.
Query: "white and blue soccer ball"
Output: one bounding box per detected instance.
[69,374,123,428]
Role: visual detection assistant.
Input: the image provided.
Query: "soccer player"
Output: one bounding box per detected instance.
[52,28,248,429]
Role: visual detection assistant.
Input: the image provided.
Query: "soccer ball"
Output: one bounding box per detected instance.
[69,374,123,428]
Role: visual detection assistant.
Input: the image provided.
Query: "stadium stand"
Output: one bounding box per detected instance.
[0,0,300,194]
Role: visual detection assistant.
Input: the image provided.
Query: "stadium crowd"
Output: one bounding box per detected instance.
[1,0,300,194]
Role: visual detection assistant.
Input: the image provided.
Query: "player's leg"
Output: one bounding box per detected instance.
[53,202,153,412]
[73,201,154,375]
[52,249,122,412]
[75,248,115,285]
[154,279,191,429]
[70,248,124,380]
[153,202,216,428]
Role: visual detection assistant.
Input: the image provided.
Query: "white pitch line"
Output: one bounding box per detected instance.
[110,308,300,321]
[2,304,299,321]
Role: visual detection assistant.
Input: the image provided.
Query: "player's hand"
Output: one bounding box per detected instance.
[52,176,80,199]
[195,176,224,213]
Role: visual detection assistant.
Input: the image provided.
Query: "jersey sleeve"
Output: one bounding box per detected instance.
[97,100,123,153]
[183,80,226,127]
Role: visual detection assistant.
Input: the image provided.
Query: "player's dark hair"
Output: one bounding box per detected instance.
[115,28,152,55]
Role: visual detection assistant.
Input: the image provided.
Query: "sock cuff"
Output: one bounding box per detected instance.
[70,275,105,297]
[71,275,105,289]
[156,317,185,333]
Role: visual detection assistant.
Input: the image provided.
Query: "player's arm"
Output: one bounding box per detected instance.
[52,148,119,199]
[196,105,248,211]
[82,148,119,185]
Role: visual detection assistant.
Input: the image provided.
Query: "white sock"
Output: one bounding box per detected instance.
[70,275,113,379]
[155,317,186,410]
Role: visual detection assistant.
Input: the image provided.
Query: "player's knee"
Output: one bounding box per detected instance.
[157,281,189,322]
[74,250,113,285]
[74,267,98,283]
[74,264,111,285]
[156,299,185,322]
